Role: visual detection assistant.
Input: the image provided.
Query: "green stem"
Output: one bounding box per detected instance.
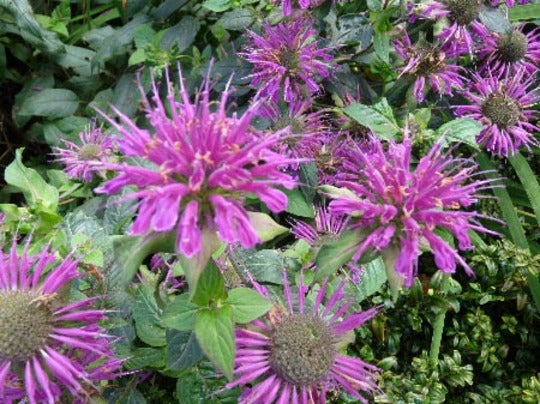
[429,273,450,364]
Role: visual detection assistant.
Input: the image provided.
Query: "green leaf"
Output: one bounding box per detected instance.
[202,0,231,12]
[436,118,482,149]
[179,228,221,296]
[509,3,540,21]
[133,24,156,48]
[355,257,388,302]
[232,248,286,284]
[373,30,389,63]
[315,230,364,280]
[508,153,540,226]
[247,212,288,242]
[217,9,253,31]
[0,0,64,54]
[126,347,166,370]
[166,329,204,370]
[284,188,316,218]
[17,89,79,119]
[160,16,200,52]
[190,259,226,307]
[344,103,399,140]
[161,294,200,331]
[133,285,167,347]
[4,148,59,209]
[195,306,235,380]
[227,288,272,324]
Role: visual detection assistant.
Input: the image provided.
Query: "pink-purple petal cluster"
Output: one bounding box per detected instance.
[241,19,333,103]
[95,70,297,257]
[423,0,489,55]
[329,135,499,287]
[227,272,381,403]
[478,26,540,76]
[260,100,330,169]
[395,32,466,102]
[0,240,121,404]
[53,122,115,182]
[454,69,539,156]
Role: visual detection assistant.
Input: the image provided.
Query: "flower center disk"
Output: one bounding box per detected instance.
[481,93,521,129]
[446,0,480,26]
[497,31,528,63]
[269,314,335,386]
[0,291,55,361]
[79,143,102,160]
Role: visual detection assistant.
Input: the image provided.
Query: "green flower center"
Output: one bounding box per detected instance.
[497,31,528,63]
[79,143,102,161]
[269,314,335,386]
[280,48,301,72]
[481,93,521,129]
[446,0,480,26]
[415,46,447,76]
[0,291,55,361]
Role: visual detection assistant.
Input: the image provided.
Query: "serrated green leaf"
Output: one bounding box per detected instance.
[133,285,167,347]
[355,257,388,302]
[162,294,200,331]
[5,148,59,209]
[195,306,235,380]
[202,0,231,12]
[227,288,272,324]
[217,9,253,31]
[126,347,166,369]
[190,259,226,307]
[166,329,204,370]
[284,188,315,218]
[315,230,364,280]
[344,103,399,140]
[436,118,482,149]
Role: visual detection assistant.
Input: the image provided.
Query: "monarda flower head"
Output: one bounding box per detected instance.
[423,0,488,54]
[327,134,499,287]
[53,122,115,182]
[241,19,333,103]
[227,272,381,403]
[454,69,539,156]
[395,32,465,102]
[95,69,297,258]
[260,100,329,169]
[0,240,121,403]
[478,26,540,76]
[292,205,348,247]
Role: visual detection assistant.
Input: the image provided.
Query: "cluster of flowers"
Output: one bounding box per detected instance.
[403,0,539,156]
[4,0,536,403]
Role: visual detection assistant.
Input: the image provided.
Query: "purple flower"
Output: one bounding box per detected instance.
[454,69,539,156]
[395,31,466,102]
[241,20,333,103]
[292,205,348,246]
[423,0,489,55]
[328,135,499,287]
[0,239,121,403]
[478,26,540,76]
[52,122,115,182]
[227,272,381,403]
[95,69,297,258]
[270,0,326,15]
[260,100,330,169]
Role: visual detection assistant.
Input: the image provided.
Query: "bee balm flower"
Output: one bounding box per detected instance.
[227,273,381,403]
[455,69,539,156]
[0,240,120,403]
[95,69,297,257]
[328,135,499,287]
[241,19,333,103]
